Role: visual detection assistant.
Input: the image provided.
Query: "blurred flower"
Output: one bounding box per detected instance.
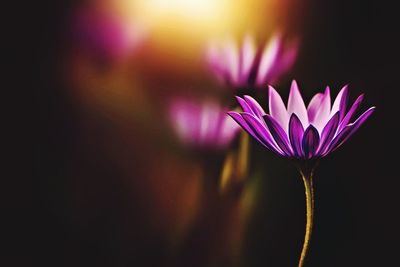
[206,33,298,90]
[169,99,240,149]
[228,80,375,159]
[72,8,147,59]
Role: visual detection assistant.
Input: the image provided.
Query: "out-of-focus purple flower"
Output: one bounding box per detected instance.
[228,80,375,159]
[169,99,240,149]
[206,33,298,90]
[73,9,147,59]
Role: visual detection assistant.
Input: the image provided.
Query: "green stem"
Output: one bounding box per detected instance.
[298,174,314,267]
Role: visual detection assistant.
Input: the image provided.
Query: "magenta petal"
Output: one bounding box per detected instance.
[311,86,331,132]
[239,35,256,83]
[307,93,323,121]
[228,111,262,144]
[288,114,304,158]
[241,113,284,155]
[268,86,289,132]
[206,45,226,82]
[256,34,282,86]
[302,125,320,159]
[269,42,298,83]
[327,107,375,153]
[316,112,340,156]
[338,94,364,131]
[224,40,239,85]
[243,95,266,119]
[287,80,309,126]
[219,113,241,146]
[331,85,349,120]
[263,114,293,156]
[326,126,351,155]
[235,96,253,114]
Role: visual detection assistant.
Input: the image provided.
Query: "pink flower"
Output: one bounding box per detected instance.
[228,80,375,159]
[206,33,298,90]
[228,81,376,266]
[169,99,240,149]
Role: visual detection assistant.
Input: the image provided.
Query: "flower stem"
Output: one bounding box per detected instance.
[298,173,314,267]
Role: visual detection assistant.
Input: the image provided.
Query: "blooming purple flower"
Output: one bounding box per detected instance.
[206,33,298,90]
[228,80,375,159]
[169,99,240,149]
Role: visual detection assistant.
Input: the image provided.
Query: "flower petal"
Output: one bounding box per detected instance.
[307,93,323,121]
[302,125,320,159]
[309,86,331,133]
[206,44,226,82]
[224,39,240,85]
[227,111,261,143]
[288,113,304,158]
[241,113,284,155]
[218,113,240,146]
[268,41,298,84]
[235,96,253,114]
[243,95,266,119]
[268,85,289,132]
[170,102,199,144]
[240,35,256,84]
[263,114,293,156]
[330,85,349,120]
[199,102,219,144]
[256,34,282,86]
[338,94,364,131]
[287,80,309,126]
[316,111,340,156]
[327,107,375,153]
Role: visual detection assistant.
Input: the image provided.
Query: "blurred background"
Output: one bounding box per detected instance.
[31,0,399,266]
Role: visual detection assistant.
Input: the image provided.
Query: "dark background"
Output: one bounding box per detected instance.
[30,0,399,266]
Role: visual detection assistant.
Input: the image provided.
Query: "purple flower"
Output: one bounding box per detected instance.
[229,81,375,266]
[228,80,375,159]
[206,33,298,90]
[169,99,240,149]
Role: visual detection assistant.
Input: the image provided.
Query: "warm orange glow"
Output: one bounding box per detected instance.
[114,0,285,32]
[110,0,287,61]
[132,0,234,36]
[140,0,225,20]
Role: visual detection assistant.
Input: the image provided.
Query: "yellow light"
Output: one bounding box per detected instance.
[108,0,282,41]
[112,0,281,60]
[143,0,223,20]
[128,0,233,36]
